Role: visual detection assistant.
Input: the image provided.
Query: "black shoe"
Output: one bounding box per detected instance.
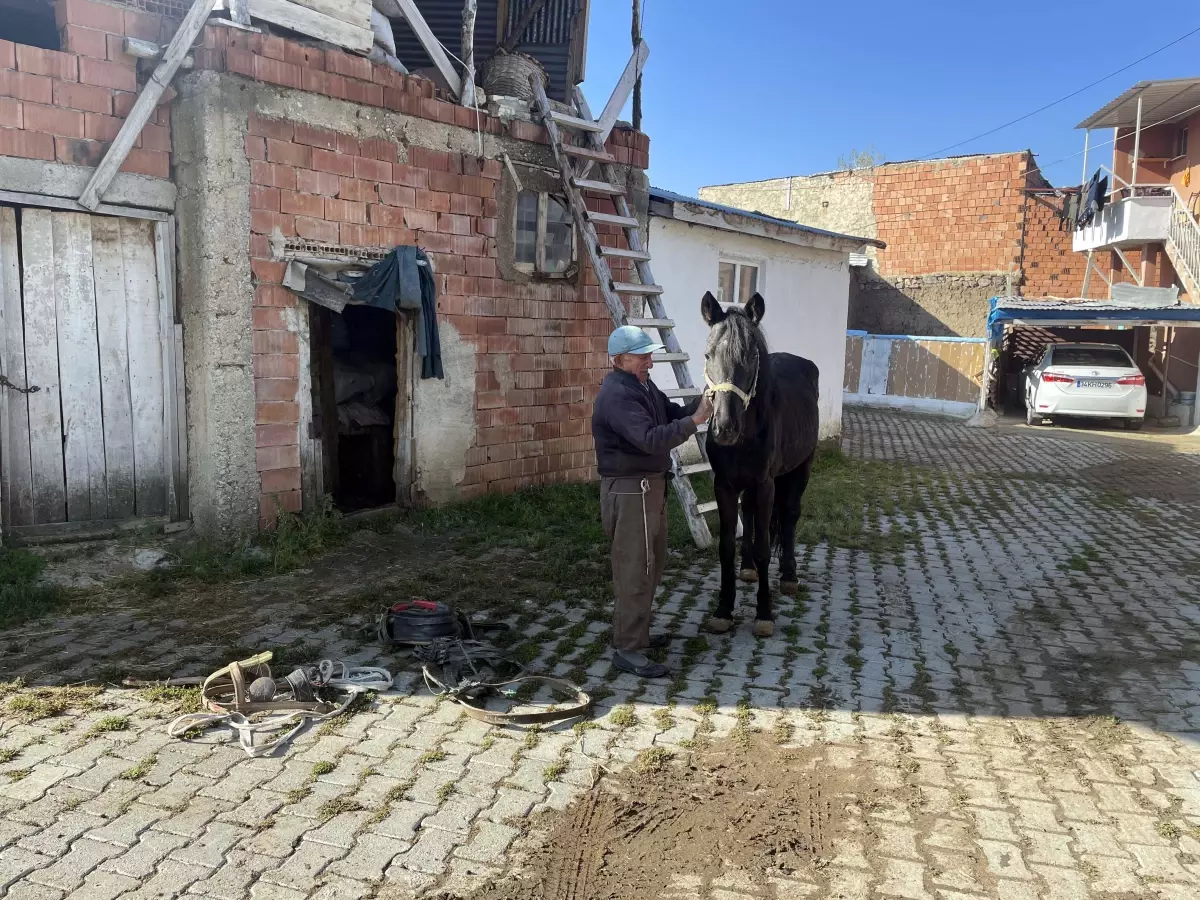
[612,652,670,679]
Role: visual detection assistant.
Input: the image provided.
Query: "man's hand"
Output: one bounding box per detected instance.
[691,394,713,426]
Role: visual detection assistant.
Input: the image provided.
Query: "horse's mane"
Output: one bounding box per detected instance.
[711,308,770,393]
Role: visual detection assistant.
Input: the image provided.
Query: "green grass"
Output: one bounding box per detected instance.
[88,715,129,735]
[0,546,66,629]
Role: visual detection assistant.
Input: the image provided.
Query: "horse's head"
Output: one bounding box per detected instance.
[701,290,767,446]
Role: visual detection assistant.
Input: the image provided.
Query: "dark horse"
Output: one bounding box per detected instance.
[701,291,820,637]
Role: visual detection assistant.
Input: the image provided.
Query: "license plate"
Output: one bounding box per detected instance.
[1077,380,1112,388]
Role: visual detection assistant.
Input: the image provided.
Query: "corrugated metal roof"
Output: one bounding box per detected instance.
[649,186,884,249]
[1077,78,1200,129]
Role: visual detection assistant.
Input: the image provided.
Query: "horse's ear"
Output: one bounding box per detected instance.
[701,291,725,325]
[746,292,765,325]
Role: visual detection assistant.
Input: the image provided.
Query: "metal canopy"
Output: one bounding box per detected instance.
[987,296,1200,340]
[1076,78,1200,129]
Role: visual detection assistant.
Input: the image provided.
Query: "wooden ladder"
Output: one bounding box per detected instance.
[530,45,716,548]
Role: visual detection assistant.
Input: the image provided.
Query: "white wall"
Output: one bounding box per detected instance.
[647,217,851,439]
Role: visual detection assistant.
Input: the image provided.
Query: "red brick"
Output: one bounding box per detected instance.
[326,50,372,81]
[83,111,119,141]
[254,284,295,307]
[256,423,297,447]
[23,102,85,138]
[249,114,293,141]
[354,156,390,182]
[338,177,374,203]
[56,0,125,33]
[343,78,383,107]
[451,194,483,216]
[105,32,135,65]
[122,9,162,41]
[54,135,103,166]
[251,259,287,284]
[325,198,367,224]
[358,138,398,164]
[284,42,324,71]
[438,213,472,235]
[403,208,438,232]
[266,138,310,168]
[367,204,404,228]
[294,216,339,242]
[0,40,13,70]
[0,70,53,104]
[260,466,301,493]
[408,146,450,172]
[111,90,135,117]
[256,401,299,427]
[257,34,287,62]
[259,489,302,520]
[376,226,415,247]
[296,167,340,196]
[250,184,280,212]
[0,127,53,160]
[244,134,267,160]
[250,209,295,236]
[120,148,168,178]
[279,190,324,218]
[310,147,355,177]
[226,46,255,78]
[252,161,297,192]
[413,189,450,212]
[253,330,299,355]
[377,183,415,207]
[139,121,169,152]
[79,57,135,91]
[429,170,462,194]
[257,443,300,471]
[254,56,303,91]
[391,163,428,189]
[254,376,297,401]
[294,123,339,151]
[16,46,75,85]
[0,98,20,129]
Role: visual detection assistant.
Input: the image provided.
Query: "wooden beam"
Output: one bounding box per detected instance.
[78,0,213,211]
[395,0,463,98]
[631,0,642,131]
[500,0,548,52]
[596,39,648,145]
[229,0,251,26]
[245,0,372,51]
[460,0,477,107]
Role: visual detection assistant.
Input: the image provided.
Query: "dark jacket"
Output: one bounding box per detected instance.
[592,369,697,478]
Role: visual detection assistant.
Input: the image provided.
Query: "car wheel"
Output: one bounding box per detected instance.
[1025,403,1038,426]
[1126,418,1143,431]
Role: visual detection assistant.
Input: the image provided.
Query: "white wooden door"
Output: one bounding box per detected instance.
[0,206,179,530]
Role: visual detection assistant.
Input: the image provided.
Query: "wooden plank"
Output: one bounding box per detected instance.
[229,0,251,26]
[79,0,216,210]
[550,111,603,133]
[91,216,136,519]
[460,0,477,108]
[611,281,663,295]
[0,207,33,528]
[596,39,649,144]
[7,514,168,544]
[843,335,863,392]
[588,211,638,227]
[627,317,674,328]
[154,220,179,521]
[285,0,371,29]
[562,143,615,163]
[19,209,66,525]
[573,178,624,195]
[123,217,167,517]
[394,0,463,97]
[53,212,106,521]
[393,313,414,505]
[0,189,168,221]
[598,245,651,261]
[246,0,372,50]
[174,323,189,521]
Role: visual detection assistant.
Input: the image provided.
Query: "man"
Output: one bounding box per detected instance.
[592,325,713,679]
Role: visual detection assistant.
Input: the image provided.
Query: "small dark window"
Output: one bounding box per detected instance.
[1051,346,1133,368]
[513,190,575,276]
[0,0,61,51]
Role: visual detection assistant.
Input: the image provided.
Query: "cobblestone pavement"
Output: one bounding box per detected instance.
[2,408,1200,899]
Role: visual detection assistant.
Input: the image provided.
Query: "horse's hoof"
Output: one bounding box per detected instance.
[706,617,734,634]
[779,580,799,596]
[739,568,758,583]
[753,620,774,638]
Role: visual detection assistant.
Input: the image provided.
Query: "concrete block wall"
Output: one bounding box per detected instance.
[188,26,650,528]
[0,0,172,178]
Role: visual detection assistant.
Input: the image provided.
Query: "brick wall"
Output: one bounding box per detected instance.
[870,153,1029,278]
[1020,188,1096,298]
[194,28,649,526]
[0,0,172,177]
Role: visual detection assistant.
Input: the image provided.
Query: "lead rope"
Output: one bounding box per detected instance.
[609,477,651,575]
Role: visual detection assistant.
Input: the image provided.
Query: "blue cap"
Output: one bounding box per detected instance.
[608,325,663,356]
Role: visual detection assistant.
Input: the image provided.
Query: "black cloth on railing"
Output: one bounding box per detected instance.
[351,246,443,380]
[1076,171,1108,229]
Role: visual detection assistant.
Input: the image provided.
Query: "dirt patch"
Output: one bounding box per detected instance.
[453,735,882,900]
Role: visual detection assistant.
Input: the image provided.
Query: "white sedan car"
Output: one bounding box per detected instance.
[1024,343,1147,430]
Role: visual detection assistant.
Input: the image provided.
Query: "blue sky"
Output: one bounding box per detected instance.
[579,0,1200,195]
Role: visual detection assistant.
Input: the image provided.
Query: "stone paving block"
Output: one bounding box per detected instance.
[16,810,106,857]
[326,832,408,882]
[453,821,519,863]
[369,801,432,842]
[0,766,72,803]
[3,880,64,900]
[0,845,51,891]
[245,815,316,859]
[420,796,486,835]
[117,858,209,899]
[308,874,374,899]
[86,803,166,848]
[187,849,277,899]
[67,870,139,900]
[100,828,190,879]
[302,811,372,849]
[393,825,459,875]
[258,840,346,890]
[976,839,1035,881]
[25,837,121,891]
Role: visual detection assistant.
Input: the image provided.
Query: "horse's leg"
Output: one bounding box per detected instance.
[706,481,740,634]
[739,491,758,582]
[778,454,814,595]
[752,479,774,637]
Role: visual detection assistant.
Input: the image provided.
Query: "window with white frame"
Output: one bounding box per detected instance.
[717,260,760,306]
[514,190,575,276]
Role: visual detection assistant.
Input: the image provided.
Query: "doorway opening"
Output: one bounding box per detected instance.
[311,304,398,512]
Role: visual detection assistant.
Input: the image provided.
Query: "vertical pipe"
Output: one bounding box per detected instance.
[631,0,642,131]
[1162,325,1172,411]
[786,176,792,211]
[1131,95,1143,188]
[1081,129,1090,184]
[460,0,478,107]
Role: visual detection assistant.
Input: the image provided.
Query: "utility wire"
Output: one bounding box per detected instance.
[917,23,1200,160]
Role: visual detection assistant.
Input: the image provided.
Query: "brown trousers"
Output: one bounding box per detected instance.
[600,474,668,652]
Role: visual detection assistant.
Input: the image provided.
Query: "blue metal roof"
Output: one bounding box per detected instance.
[648,186,885,249]
[987,296,1200,340]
